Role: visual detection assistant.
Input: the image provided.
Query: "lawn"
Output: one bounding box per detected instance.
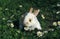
[0,0,60,39]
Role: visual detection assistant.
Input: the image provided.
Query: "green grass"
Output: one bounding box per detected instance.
[0,0,60,39]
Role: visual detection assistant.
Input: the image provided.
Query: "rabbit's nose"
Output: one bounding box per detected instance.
[26,22,29,24]
[24,22,29,26]
[25,22,29,25]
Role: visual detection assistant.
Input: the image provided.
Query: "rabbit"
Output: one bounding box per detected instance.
[18,7,55,37]
[19,7,42,31]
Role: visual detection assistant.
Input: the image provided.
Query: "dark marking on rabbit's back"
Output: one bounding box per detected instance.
[19,13,28,30]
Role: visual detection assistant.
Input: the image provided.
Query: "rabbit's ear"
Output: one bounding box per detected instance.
[29,7,33,13]
[33,9,40,16]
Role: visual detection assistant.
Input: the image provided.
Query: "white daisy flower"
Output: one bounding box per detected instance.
[19,5,23,8]
[58,21,60,26]
[56,11,60,14]
[37,31,43,37]
[2,18,6,20]
[57,3,60,6]
[41,14,45,19]
[5,8,9,10]
[10,23,14,28]
[53,22,57,26]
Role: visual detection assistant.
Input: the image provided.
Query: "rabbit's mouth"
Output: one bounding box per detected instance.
[24,22,31,27]
[24,23,32,27]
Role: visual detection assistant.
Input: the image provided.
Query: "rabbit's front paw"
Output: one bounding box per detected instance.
[37,31,44,37]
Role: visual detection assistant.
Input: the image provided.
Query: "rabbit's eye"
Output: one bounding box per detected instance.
[29,19,31,22]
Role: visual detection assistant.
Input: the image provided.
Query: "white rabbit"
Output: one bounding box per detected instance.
[23,7,42,31]
[19,7,55,37]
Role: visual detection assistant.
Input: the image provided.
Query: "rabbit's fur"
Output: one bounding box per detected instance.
[19,7,42,31]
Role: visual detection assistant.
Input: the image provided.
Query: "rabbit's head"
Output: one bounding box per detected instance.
[23,7,40,27]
